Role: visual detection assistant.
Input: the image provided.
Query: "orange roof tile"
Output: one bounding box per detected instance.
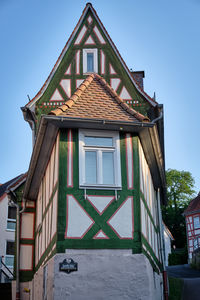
[49,74,149,123]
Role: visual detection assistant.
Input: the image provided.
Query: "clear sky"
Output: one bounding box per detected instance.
[0,0,199,192]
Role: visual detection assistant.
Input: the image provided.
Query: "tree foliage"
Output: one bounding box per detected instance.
[162,169,195,248]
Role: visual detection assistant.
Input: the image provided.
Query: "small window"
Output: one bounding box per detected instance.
[5,241,15,268]
[7,206,16,231]
[87,53,94,72]
[194,216,200,229]
[79,130,121,188]
[83,49,98,74]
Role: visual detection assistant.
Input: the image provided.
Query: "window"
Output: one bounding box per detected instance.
[5,241,15,268]
[87,53,94,72]
[193,238,200,250]
[83,49,98,74]
[194,216,200,229]
[7,206,16,231]
[79,130,121,188]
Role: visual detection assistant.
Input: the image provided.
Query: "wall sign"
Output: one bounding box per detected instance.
[59,258,78,274]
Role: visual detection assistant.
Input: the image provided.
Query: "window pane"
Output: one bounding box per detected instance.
[7,221,16,230]
[5,256,14,267]
[6,241,15,255]
[85,136,113,147]
[102,152,114,184]
[87,53,94,72]
[8,206,16,220]
[85,151,97,184]
[194,217,200,229]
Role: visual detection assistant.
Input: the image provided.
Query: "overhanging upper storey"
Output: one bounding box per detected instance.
[23,75,166,204]
[21,2,159,130]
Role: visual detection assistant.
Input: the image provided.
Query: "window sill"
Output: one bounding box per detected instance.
[79,185,122,190]
[6,229,15,232]
[83,71,97,75]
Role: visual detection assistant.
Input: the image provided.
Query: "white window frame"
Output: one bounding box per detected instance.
[79,129,121,189]
[7,205,16,231]
[83,48,98,74]
[5,240,15,268]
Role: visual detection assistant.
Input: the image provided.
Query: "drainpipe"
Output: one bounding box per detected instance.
[8,191,26,300]
[157,189,168,300]
[151,107,163,124]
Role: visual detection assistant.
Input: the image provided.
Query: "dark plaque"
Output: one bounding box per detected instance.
[59,258,78,274]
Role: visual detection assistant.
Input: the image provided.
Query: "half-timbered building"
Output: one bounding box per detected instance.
[184,193,200,261]
[13,3,167,299]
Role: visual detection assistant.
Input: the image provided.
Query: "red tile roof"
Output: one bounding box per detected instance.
[184,193,200,214]
[0,173,27,201]
[49,74,149,123]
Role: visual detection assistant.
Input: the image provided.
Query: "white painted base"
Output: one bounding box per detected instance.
[29,250,163,300]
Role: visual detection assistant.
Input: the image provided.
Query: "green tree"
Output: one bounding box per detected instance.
[162,169,195,248]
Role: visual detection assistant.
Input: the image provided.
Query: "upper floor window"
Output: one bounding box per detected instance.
[7,206,16,231]
[83,49,98,74]
[79,130,121,188]
[194,216,200,229]
[5,240,15,268]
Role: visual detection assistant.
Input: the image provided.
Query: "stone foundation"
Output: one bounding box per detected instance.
[14,250,164,300]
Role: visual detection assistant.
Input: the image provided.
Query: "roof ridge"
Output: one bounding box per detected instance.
[49,74,149,122]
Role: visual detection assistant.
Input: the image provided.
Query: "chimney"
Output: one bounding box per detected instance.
[130,71,145,90]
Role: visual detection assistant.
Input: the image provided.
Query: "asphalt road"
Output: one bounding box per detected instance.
[182,278,200,300]
[167,264,200,300]
[166,264,200,278]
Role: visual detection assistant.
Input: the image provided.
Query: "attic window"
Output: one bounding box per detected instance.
[83,49,98,74]
[87,53,94,72]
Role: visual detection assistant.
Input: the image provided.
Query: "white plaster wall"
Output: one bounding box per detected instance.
[0,195,15,272]
[32,266,43,300]
[46,256,54,300]
[33,250,163,300]
[164,230,171,266]
[12,280,33,300]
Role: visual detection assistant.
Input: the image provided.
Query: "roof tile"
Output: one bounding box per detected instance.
[49,74,149,123]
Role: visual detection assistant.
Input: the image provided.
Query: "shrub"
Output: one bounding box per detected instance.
[168,248,188,266]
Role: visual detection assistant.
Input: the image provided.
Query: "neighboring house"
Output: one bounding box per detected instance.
[163,223,174,266]
[12,3,167,300]
[0,174,26,282]
[184,192,200,261]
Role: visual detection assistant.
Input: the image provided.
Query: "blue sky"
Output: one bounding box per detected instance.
[0,0,199,192]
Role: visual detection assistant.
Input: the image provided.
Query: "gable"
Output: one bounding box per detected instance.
[25,3,157,127]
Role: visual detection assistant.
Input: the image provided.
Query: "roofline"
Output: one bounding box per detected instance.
[163,222,175,240]
[184,209,200,216]
[25,3,157,109]
[6,173,27,193]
